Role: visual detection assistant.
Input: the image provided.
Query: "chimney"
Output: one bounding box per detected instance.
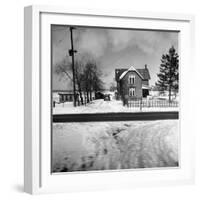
[145,64,147,69]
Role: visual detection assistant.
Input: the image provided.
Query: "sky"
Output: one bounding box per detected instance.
[52,25,178,90]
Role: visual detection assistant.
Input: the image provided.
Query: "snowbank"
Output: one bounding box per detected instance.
[52,120,179,172]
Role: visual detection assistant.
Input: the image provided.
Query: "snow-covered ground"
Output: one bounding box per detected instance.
[52,120,179,172]
[53,99,178,114]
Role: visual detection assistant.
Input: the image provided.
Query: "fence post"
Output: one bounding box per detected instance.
[140,98,142,111]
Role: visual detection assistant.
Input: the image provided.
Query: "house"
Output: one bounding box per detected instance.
[115,65,151,103]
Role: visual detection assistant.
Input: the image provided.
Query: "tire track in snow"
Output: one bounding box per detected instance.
[52,120,179,172]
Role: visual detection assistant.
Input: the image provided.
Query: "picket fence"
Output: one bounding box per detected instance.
[127,99,178,108]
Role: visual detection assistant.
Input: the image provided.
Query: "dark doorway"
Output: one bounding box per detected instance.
[142,89,149,97]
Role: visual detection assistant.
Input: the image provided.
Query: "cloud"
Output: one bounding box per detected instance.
[75,29,108,58]
[52,26,178,63]
[107,29,134,51]
[107,29,166,54]
[73,28,162,59]
[52,25,178,90]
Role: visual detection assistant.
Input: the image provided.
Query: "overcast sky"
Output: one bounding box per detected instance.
[52,25,178,90]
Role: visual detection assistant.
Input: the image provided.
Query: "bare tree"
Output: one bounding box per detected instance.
[109,81,116,92]
[54,58,72,82]
[55,58,85,105]
[55,55,104,105]
[82,60,104,102]
[74,61,85,105]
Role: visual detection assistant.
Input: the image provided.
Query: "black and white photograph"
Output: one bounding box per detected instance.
[51,25,179,173]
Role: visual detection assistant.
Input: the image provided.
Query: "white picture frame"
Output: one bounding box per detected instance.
[24,5,195,194]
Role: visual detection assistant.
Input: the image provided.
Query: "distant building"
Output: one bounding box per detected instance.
[53,90,96,104]
[58,92,74,102]
[115,65,151,102]
[52,90,74,103]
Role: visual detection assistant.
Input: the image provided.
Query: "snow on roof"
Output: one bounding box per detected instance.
[119,66,144,80]
[142,85,151,89]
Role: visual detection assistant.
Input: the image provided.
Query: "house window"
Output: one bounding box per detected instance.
[129,88,135,96]
[129,74,135,84]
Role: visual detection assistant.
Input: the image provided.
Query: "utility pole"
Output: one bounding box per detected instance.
[69,27,77,107]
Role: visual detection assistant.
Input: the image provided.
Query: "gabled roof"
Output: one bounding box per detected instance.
[119,66,144,80]
[137,68,151,80]
[115,65,151,82]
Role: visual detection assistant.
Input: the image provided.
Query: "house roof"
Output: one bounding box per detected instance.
[115,65,151,82]
[137,68,151,80]
[119,66,144,80]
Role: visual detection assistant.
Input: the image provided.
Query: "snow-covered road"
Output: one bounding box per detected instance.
[53,99,178,114]
[52,120,179,172]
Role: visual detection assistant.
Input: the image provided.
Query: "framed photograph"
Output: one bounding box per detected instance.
[24,5,195,194]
